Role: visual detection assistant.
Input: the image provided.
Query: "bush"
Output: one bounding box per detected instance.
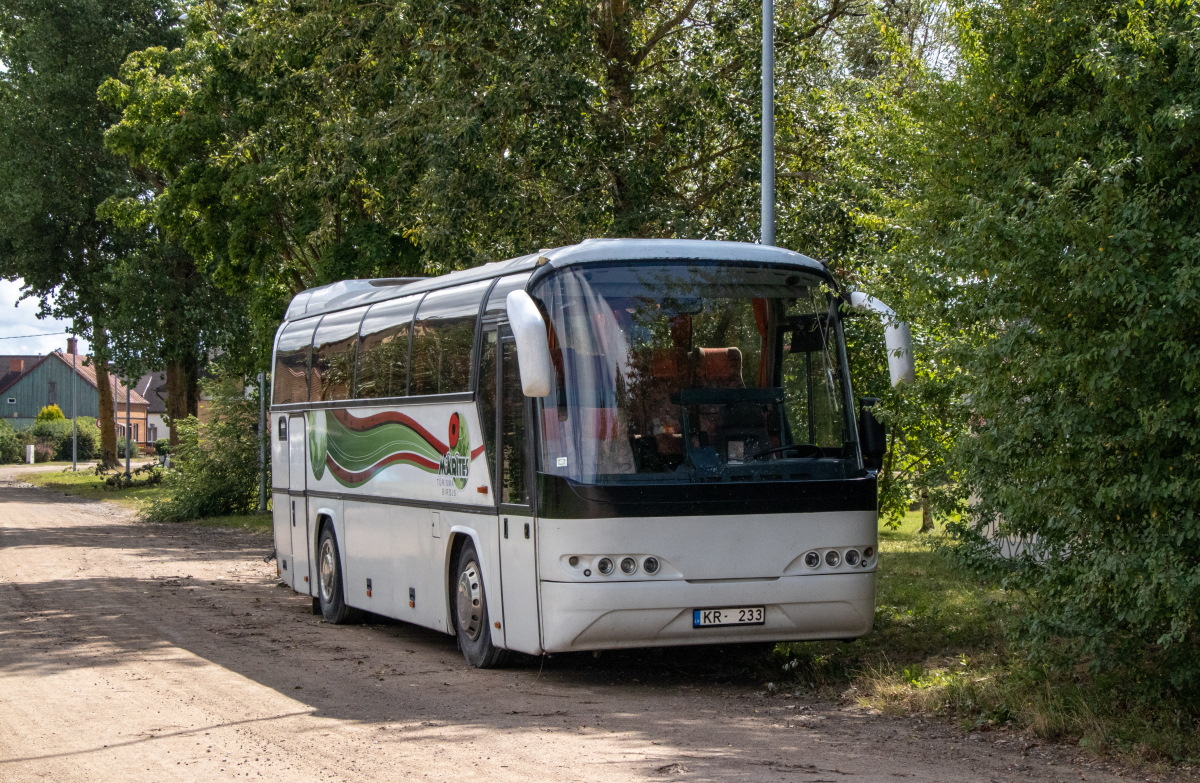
[154,438,170,456]
[35,404,65,421]
[28,417,100,461]
[117,437,139,459]
[0,420,23,463]
[144,377,263,522]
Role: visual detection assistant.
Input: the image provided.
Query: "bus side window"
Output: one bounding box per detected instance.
[500,338,529,505]
[358,296,418,399]
[311,307,366,402]
[410,281,490,395]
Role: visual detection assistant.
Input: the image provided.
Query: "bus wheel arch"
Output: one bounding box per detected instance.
[316,517,359,625]
[449,535,510,668]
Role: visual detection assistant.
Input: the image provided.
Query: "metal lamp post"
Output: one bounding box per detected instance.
[761,0,775,247]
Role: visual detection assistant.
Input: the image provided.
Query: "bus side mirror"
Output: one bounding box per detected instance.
[847,292,915,386]
[505,290,553,397]
[859,397,886,471]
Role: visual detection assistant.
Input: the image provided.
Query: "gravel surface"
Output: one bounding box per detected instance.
[0,465,1186,783]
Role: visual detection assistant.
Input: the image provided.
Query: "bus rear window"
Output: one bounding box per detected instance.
[273,319,316,405]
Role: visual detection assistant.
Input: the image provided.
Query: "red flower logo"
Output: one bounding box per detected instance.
[448,412,461,449]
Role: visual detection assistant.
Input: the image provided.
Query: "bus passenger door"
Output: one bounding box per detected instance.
[496,331,541,654]
[271,414,293,582]
[287,413,312,594]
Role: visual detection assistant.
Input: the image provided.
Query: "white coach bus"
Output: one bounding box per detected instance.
[270,238,912,667]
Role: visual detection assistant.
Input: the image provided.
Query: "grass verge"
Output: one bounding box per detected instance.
[18,464,270,532]
[768,512,1200,765]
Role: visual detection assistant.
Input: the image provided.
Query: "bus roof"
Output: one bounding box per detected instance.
[282,239,827,322]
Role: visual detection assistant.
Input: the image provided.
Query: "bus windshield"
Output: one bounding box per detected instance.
[532,262,860,485]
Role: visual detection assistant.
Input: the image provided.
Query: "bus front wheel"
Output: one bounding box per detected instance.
[453,540,510,669]
[317,525,359,624]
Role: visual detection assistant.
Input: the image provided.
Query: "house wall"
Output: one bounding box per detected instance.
[114,400,151,447]
[2,358,100,428]
[146,413,167,446]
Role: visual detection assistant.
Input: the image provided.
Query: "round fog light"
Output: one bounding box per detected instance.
[863,546,874,559]
[825,550,841,568]
[845,549,860,567]
[568,555,580,567]
[597,557,614,575]
[804,551,820,569]
[620,557,637,575]
[643,556,660,575]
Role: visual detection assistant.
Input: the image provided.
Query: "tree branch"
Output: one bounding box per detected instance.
[632,0,701,68]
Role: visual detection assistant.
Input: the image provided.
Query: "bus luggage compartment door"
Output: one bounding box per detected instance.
[498,510,539,654]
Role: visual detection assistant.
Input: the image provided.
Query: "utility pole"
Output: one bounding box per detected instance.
[71,339,78,471]
[761,0,775,246]
[125,381,132,479]
[258,371,267,512]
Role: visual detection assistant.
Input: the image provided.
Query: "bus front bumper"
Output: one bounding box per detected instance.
[538,571,875,653]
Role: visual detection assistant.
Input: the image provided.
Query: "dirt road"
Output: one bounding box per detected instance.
[0,466,1170,783]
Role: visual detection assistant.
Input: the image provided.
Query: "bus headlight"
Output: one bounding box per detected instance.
[597,557,615,575]
[845,549,860,567]
[620,557,638,575]
[642,556,660,575]
[804,551,820,569]
[825,550,841,568]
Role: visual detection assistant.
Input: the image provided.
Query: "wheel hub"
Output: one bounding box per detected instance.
[319,537,336,601]
[456,561,483,641]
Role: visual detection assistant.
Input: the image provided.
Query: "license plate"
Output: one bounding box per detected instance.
[693,606,765,628]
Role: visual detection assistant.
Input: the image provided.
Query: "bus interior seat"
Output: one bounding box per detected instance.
[691,347,771,462]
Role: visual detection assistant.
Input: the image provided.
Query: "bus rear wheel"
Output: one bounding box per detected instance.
[453,540,510,668]
[317,525,359,624]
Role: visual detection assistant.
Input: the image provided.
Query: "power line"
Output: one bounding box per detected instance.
[0,330,72,340]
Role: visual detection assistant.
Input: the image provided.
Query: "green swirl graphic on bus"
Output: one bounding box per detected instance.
[306,409,483,489]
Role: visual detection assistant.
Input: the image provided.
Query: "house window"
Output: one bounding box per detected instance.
[48,381,57,405]
[5,398,14,405]
[148,424,157,443]
[134,424,140,443]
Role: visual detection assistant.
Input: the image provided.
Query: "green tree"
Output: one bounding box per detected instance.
[900,0,1200,698]
[145,378,263,522]
[102,0,896,356]
[0,0,181,466]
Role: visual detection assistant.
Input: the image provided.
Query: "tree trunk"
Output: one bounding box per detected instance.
[919,487,934,533]
[594,0,639,234]
[91,329,119,469]
[164,358,200,447]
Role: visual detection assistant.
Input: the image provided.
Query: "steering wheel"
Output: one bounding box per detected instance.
[751,443,822,460]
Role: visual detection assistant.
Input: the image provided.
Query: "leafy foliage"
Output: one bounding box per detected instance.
[35,404,65,422]
[0,420,23,463]
[144,379,263,522]
[28,417,101,461]
[899,0,1200,699]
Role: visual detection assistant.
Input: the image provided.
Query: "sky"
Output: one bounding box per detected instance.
[0,278,92,357]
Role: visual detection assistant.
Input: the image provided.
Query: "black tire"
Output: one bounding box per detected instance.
[453,540,510,668]
[316,524,359,624]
